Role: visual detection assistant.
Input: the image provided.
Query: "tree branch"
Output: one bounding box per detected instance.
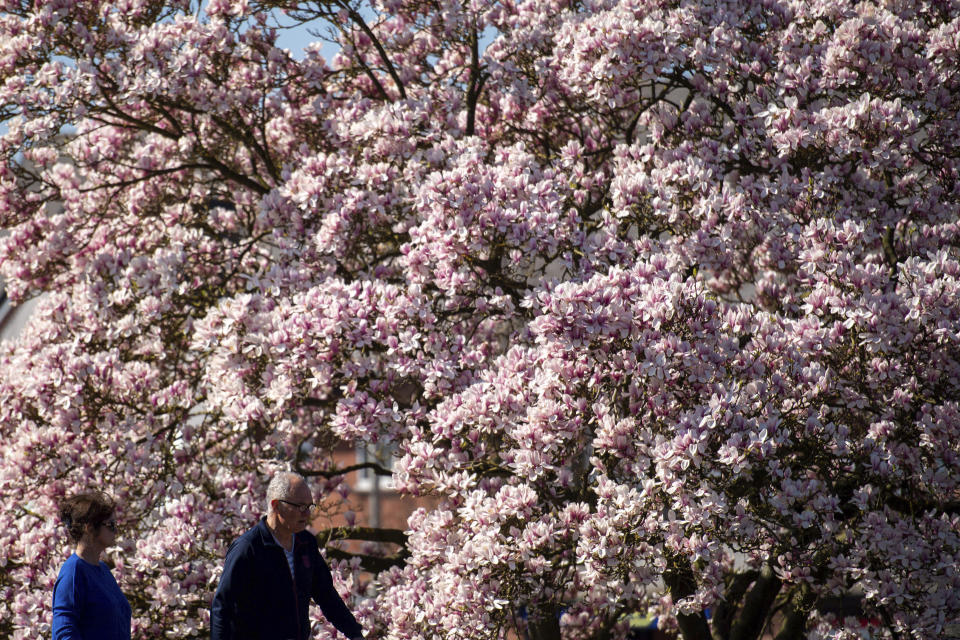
[772,584,815,640]
[625,82,675,145]
[298,460,392,478]
[729,564,782,640]
[712,570,759,640]
[322,546,409,572]
[335,0,407,100]
[316,525,408,546]
[465,23,485,136]
[527,604,562,640]
[77,163,210,193]
[881,225,899,278]
[663,555,712,640]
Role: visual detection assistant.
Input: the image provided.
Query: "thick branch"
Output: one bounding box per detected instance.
[625,82,676,145]
[892,495,960,515]
[77,163,210,193]
[323,546,409,572]
[96,87,179,140]
[878,605,905,640]
[199,149,271,195]
[772,584,815,640]
[729,565,782,640]
[465,24,485,136]
[881,225,899,277]
[528,605,562,640]
[316,525,408,546]
[318,526,409,572]
[663,556,712,640]
[335,0,407,100]
[712,570,759,640]
[297,460,392,478]
[207,112,280,184]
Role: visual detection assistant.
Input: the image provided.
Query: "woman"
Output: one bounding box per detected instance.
[52,491,132,640]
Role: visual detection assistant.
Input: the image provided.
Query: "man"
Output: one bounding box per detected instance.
[211,472,365,640]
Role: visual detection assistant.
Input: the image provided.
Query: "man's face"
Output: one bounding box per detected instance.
[274,480,314,533]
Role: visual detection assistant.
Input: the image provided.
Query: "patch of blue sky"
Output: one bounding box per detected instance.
[1,3,499,137]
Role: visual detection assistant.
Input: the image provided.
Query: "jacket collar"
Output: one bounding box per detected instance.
[255,516,299,550]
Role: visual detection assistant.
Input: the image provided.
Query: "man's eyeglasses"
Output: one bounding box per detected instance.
[277,500,316,514]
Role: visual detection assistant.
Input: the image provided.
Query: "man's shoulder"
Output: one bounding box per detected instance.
[228,520,270,555]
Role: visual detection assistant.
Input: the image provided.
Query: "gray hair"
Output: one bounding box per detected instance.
[266,471,307,514]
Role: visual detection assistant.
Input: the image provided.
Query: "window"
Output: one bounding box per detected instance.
[0,284,11,331]
[354,441,396,492]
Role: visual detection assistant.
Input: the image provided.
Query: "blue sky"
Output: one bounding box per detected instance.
[271,11,335,59]
[276,28,318,59]
[0,15,327,138]
[2,12,494,137]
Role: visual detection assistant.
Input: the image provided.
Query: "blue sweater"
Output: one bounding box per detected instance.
[211,518,363,640]
[52,553,131,640]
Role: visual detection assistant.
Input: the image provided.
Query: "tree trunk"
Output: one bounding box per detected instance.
[663,556,713,640]
[729,565,781,640]
[772,585,815,640]
[528,606,562,640]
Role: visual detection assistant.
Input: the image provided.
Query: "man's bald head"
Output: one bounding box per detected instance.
[266,471,309,515]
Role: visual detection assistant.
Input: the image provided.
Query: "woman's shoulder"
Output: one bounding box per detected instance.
[57,553,81,575]
[58,554,108,580]
[54,554,84,597]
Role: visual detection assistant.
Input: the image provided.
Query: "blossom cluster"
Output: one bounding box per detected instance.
[1,0,959,639]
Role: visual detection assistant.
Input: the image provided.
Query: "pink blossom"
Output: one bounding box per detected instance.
[2,0,960,638]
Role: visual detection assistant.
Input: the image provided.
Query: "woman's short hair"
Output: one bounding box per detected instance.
[58,492,116,542]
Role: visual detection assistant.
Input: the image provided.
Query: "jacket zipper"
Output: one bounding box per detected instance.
[286,539,301,640]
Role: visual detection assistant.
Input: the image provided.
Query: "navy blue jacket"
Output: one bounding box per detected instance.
[210,518,363,640]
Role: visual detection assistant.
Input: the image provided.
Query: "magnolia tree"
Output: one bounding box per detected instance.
[2,0,959,638]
